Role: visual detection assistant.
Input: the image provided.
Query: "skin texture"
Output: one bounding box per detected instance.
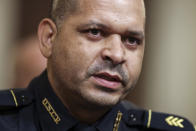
[38,0,145,123]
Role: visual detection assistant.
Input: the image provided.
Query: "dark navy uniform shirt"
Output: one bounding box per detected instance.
[0,71,195,131]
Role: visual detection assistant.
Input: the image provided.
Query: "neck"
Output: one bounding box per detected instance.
[65,101,110,124]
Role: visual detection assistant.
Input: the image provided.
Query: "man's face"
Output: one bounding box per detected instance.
[49,0,145,107]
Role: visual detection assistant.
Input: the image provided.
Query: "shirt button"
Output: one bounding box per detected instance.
[21,95,26,102]
[129,114,137,122]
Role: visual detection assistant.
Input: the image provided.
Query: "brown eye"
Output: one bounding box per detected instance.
[89,29,100,36]
[86,28,103,41]
[127,37,140,45]
[123,36,141,49]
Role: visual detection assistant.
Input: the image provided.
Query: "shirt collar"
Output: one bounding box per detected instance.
[34,71,78,131]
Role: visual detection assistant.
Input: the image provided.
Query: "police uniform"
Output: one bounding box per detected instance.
[0,71,195,131]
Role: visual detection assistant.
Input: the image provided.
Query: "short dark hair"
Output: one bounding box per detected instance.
[50,0,78,27]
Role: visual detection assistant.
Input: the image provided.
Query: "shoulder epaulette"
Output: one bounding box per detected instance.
[123,108,195,131]
[0,88,34,110]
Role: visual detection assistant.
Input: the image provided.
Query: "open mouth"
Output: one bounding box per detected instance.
[92,72,122,89]
[94,72,121,82]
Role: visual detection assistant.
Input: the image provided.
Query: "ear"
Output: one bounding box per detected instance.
[38,18,57,58]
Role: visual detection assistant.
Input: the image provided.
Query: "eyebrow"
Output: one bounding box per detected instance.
[126,30,145,39]
[77,21,109,30]
[78,21,145,39]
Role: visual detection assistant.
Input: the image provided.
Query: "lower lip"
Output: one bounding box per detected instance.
[91,76,121,89]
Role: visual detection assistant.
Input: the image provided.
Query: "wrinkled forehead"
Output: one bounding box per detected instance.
[52,0,145,24]
[75,0,145,30]
[78,0,145,18]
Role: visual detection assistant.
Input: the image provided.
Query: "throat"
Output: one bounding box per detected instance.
[64,100,111,124]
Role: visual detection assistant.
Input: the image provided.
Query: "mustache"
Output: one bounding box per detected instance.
[87,60,129,86]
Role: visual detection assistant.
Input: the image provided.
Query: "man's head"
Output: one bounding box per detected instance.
[38,0,145,108]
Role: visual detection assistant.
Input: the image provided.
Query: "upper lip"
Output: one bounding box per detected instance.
[93,72,122,83]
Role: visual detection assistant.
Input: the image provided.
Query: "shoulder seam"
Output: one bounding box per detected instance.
[10,89,18,107]
[147,109,152,128]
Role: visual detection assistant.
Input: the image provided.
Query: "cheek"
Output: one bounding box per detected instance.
[126,51,144,80]
[70,37,103,72]
[52,39,97,83]
[53,27,104,83]
[61,47,86,79]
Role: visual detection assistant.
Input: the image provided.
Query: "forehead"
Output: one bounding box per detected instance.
[79,0,145,15]
[75,0,145,30]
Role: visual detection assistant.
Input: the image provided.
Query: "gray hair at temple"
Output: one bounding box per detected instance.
[50,0,78,28]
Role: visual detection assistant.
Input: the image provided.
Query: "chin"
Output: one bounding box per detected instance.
[80,90,122,108]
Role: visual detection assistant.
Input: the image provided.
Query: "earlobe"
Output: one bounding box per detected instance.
[38,18,57,58]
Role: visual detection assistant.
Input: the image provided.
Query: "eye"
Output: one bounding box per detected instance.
[85,28,103,41]
[88,29,101,36]
[125,37,141,48]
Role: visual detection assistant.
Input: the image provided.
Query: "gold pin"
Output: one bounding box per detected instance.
[42,98,61,124]
[113,111,123,131]
[165,116,184,128]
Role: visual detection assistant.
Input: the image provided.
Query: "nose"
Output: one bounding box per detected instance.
[101,35,126,65]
